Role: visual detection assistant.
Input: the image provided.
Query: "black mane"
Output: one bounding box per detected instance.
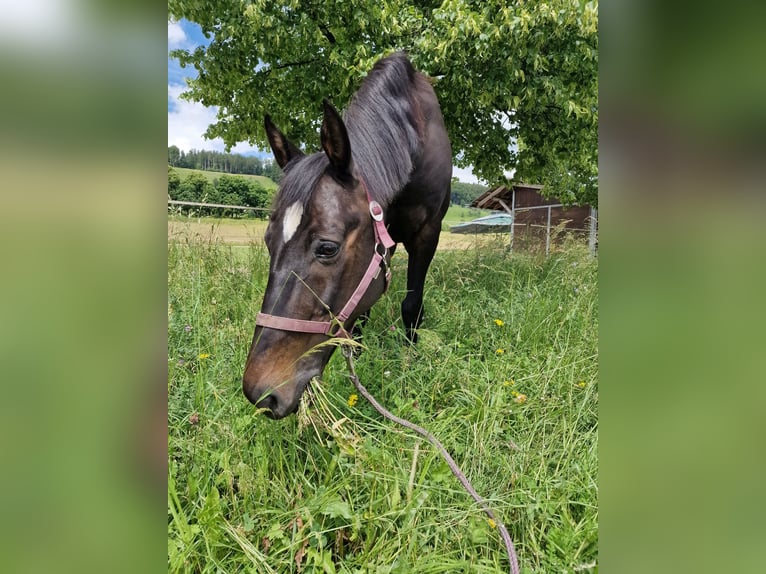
[344,52,422,205]
[274,52,422,211]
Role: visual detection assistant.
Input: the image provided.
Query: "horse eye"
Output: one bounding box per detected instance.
[315,241,340,260]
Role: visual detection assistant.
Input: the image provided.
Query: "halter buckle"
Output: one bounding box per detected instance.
[369,201,384,222]
[327,320,349,339]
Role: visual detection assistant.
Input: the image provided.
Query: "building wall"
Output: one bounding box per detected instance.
[513,205,591,230]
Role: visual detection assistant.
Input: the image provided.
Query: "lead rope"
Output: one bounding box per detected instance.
[341,345,520,574]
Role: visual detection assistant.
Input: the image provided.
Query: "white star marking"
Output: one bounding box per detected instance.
[282,202,304,243]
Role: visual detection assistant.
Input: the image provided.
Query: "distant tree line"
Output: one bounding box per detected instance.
[168,149,486,218]
[450,181,488,206]
[168,145,283,183]
[168,167,274,217]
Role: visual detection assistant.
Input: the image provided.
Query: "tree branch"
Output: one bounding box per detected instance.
[274,58,320,70]
[318,23,336,45]
[259,58,321,77]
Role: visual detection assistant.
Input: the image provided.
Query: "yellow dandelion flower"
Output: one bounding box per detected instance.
[576,381,587,388]
[198,353,211,359]
[503,379,515,387]
[495,348,505,355]
[347,394,359,407]
[488,518,497,529]
[494,319,504,327]
[513,393,527,404]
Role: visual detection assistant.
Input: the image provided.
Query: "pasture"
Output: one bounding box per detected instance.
[168,236,598,573]
[172,166,278,190]
[167,205,493,248]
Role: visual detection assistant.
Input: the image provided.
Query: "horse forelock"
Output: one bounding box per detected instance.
[273,152,328,214]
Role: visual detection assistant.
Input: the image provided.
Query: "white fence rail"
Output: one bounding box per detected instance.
[168,199,597,255]
[168,200,270,213]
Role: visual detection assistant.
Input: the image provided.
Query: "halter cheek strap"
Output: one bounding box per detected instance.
[255,178,395,338]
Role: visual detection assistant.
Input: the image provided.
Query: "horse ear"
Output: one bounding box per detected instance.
[264,115,304,169]
[320,100,351,176]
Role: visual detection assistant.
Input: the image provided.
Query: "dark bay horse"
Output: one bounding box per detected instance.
[243,52,452,419]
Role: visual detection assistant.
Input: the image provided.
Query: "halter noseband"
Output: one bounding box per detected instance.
[255,178,395,339]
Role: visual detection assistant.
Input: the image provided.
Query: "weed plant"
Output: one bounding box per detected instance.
[168,235,597,573]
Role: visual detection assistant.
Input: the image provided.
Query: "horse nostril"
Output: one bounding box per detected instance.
[255,393,278,413]
[244,384,281,415]
[243,380,276,409]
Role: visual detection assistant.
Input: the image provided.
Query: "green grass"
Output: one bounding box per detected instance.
[168,237,598,573]
[172,166,278,190]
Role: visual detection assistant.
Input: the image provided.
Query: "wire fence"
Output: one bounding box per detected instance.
[507,204,598,256]
[168,199,271,216]
[168,199,597,255]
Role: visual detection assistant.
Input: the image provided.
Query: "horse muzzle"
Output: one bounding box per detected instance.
[242,372,307,419]
[242,345,325,419]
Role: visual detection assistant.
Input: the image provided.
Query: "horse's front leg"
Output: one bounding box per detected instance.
[401,225,440,343]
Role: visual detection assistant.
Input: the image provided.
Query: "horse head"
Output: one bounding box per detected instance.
[243,102,391,418]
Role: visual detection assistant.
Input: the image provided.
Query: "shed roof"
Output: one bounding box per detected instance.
[471,183,591,211]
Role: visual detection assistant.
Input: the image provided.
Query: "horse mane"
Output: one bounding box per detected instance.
[274,52,422,211]
[344,52,423,205]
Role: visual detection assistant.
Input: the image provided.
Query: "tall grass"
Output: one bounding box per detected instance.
[168,236,597,573]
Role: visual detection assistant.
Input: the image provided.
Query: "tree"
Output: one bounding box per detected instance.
[168,147,265,176]
[242,181,272,218]
[177,149,191,168]
[212,174,273,217]
[214,174,248,206]
[262,160,283,185]
[169,0,598,206]
[450,181,488,206]
[168,166,181,199]
[168,145,181,167]
[177,172,213,203]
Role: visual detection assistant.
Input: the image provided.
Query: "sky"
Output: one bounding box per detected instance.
[168,20,266,156]
[167,19,479,182]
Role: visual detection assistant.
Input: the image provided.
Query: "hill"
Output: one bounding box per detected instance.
[172,167,277,191]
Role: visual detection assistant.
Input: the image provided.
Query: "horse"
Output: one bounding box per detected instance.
[243,52,452,419]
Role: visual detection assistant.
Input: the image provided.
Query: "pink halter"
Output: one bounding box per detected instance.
[255,178,395,338]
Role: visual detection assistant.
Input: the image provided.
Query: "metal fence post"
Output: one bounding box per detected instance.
[588,207,598,256]
[510,188,516,253]
[545,205,552,256]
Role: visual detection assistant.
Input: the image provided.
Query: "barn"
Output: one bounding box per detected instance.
[470,183,597,254]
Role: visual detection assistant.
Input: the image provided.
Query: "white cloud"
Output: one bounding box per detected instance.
[452,165,516,186]
[167,20,187,49]
[168,84,264,155]
[168,19,263,155]
[167,82,512,172]
[167,86,517,176]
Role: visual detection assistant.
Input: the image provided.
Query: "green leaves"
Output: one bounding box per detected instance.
[321,499,353,521]
[169,0,597,203]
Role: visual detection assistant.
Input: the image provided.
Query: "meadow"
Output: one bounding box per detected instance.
[168,234,598,573]
[167,205,493,248]
[172,166,279,191]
